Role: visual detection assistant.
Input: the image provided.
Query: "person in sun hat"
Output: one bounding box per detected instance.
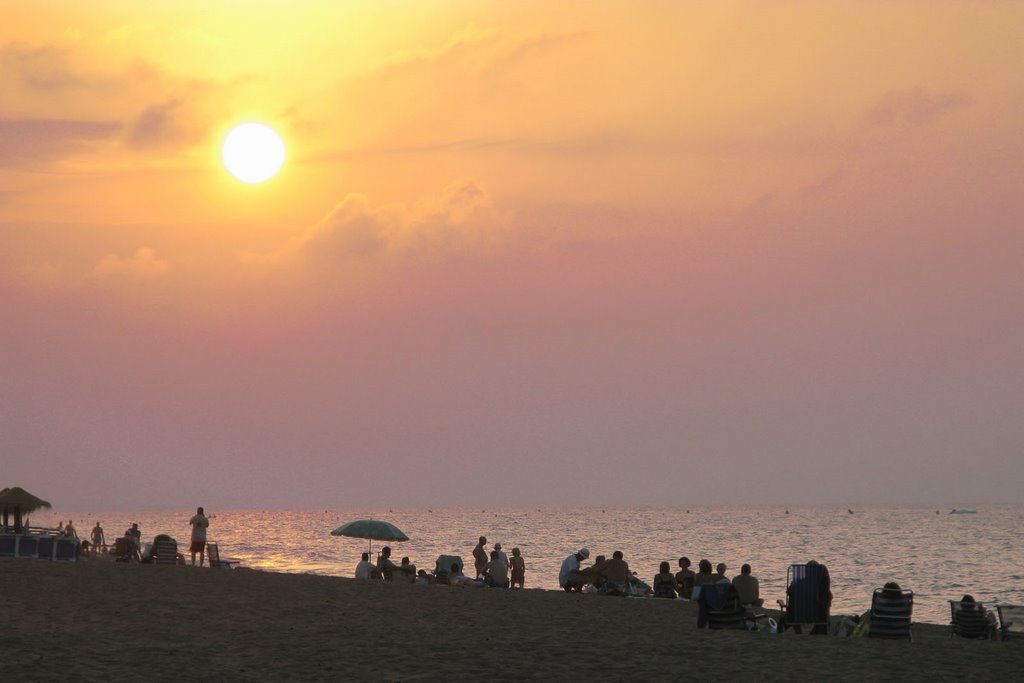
[558,547,591,592]
[494,542,509,570]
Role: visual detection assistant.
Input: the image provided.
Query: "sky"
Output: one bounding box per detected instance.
[2,1,1022,510]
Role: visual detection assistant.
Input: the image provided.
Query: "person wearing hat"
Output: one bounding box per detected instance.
[558,547,591,592]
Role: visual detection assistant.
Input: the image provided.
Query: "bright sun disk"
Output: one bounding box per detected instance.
[222,123,286,183]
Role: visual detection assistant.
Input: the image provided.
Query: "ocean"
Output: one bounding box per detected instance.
[32,505,1023,625]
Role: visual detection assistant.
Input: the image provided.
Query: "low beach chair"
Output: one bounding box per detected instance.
[777,564,831,634]
[996,605,1024,641]
[949,599,991,640]
[867,587,914,640]
[433,554,463,585]
[152,536,179,565]
[697,583,766,630]
[207,542,241,569]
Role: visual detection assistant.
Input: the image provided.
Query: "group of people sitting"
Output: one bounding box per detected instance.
[559,549,766,605]
[354,536,527,589]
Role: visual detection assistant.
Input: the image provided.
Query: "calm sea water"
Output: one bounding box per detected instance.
[33,505,1023,624]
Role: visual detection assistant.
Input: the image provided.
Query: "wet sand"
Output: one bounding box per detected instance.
[2,557,1021,681]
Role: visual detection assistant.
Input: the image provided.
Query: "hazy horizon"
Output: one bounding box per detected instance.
[3,2,1022,511]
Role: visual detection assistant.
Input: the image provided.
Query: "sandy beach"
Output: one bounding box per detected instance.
[2,557,1022,682]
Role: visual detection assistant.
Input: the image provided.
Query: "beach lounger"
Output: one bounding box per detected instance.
[152,536,179,565]
[207,542,241,569]
[949,600,991,639]
[777,564,831,634]
[996,605,1024,641]
[867,587,914,640]
[433,554,463,585]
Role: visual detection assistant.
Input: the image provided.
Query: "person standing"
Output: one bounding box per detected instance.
[510,547,526,589]
[91,522,106,553]
[189,506,209,566]
[472,536,488,579]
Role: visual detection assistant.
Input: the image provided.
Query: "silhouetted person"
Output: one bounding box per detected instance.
[189,506,209,566]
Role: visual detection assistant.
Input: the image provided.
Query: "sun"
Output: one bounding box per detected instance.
[221,123,286,184]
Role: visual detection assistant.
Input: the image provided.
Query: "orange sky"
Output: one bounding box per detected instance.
[2,1,1023,509]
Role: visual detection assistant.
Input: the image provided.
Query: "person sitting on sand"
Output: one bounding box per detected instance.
[714,562,729,583]
[399,556,417,583]
[732,564,764,607]
[693,559,716,587]
[355,552,374,580]
[601,551,631,594]
[510,548,526,589]
[653,562,677,599]
[493,540,509,565]
[414,569,431,585]
[558,548,591,592]
[485,550,510,588]
[472,536,488,579]
[675,557,695,599]
[376,546,402,581]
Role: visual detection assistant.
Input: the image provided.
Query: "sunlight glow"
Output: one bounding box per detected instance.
[221,123,286,184]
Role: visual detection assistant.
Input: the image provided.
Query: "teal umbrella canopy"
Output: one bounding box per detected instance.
[331,519,408,554]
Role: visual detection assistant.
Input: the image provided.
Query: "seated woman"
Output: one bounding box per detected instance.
[953,594,996,640]
[653,561,677,599]
[693,559,716,588]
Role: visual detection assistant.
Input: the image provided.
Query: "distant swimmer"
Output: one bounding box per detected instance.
[848,509,854,515]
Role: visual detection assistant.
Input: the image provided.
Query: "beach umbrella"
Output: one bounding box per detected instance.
[0,486,52,530]
[330,519,409,554]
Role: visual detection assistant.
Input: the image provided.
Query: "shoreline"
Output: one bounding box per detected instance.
[4,557,1023,681]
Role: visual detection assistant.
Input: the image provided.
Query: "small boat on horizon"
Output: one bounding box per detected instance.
[949,508,977,514]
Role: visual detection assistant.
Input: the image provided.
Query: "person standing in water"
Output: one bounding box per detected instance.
[189,506,209,566]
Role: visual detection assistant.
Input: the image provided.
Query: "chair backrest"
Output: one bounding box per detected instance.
[786,564,830,625]
[207,542,225,567]
[950,600,989,639]
[0,534,16,557]
[868,588,914,639]
[997,605,1024,640]
[154,537,178,565]
[701,583,748,630]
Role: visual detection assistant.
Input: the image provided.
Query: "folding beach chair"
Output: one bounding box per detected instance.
[949,600,991,640]
[867,587,914,640]
[698,583,766,630]
[433,554,463,585]
[996,605,1024,641]
[777,564,831,634]
[152,536,179,565]
[207,542,241,569]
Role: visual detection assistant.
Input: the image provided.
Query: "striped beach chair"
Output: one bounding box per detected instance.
[867,586,914,640]
[949,599,991,639]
